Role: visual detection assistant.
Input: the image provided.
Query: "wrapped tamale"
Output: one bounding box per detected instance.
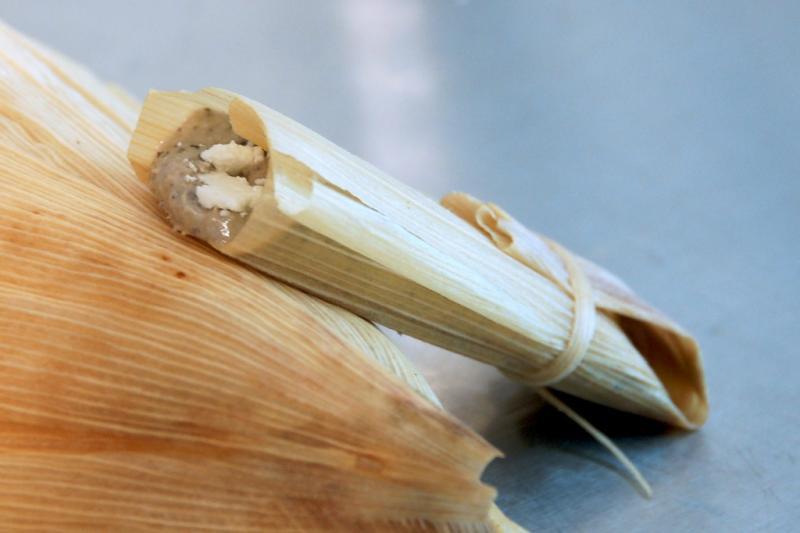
[0,22,524,531]
[129,88,708,429]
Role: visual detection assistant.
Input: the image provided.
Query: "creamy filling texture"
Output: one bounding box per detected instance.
[150,109,268,245]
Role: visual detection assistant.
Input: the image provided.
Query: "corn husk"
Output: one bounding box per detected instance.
[0,22,517,531]
[441,192,707,425]
[318,303,526,532]
[129,89,708,429]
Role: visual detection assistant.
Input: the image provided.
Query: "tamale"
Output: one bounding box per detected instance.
[129,88,708,429]
[0,22,516,531]
[440,192,707,423]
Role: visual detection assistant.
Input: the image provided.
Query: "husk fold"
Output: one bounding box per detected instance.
[0,22,513,531]
[129,89,708,428]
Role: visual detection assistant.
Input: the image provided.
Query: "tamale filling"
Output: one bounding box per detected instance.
[150,108,268,244]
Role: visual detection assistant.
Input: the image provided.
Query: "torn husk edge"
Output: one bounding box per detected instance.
[129,88,708,428]
[313,300,526,532]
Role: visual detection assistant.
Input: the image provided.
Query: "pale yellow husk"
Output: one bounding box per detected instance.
[0,21,524,531]
[441,192,708,430]
[129,89,708,429]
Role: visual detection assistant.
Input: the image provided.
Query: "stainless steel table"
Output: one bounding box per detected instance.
[3,1,797,530]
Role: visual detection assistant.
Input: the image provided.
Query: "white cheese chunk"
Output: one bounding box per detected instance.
[200,141,265,175]
[195,171,263,212]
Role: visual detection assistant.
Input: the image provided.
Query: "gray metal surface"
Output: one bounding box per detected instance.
[2,1,798,531]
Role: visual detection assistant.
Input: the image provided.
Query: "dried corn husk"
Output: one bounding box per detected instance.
[129,89,708,428]
[441,192,707,422]
[319,302,526,532]
[0,22,515,531]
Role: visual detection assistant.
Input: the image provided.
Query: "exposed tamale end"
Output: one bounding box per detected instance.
[129,88,707,428]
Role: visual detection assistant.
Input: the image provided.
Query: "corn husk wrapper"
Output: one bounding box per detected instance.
[0,21,522,531]
[440,192,707,422]
[129,89,708,429]
[318,303,526,533]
